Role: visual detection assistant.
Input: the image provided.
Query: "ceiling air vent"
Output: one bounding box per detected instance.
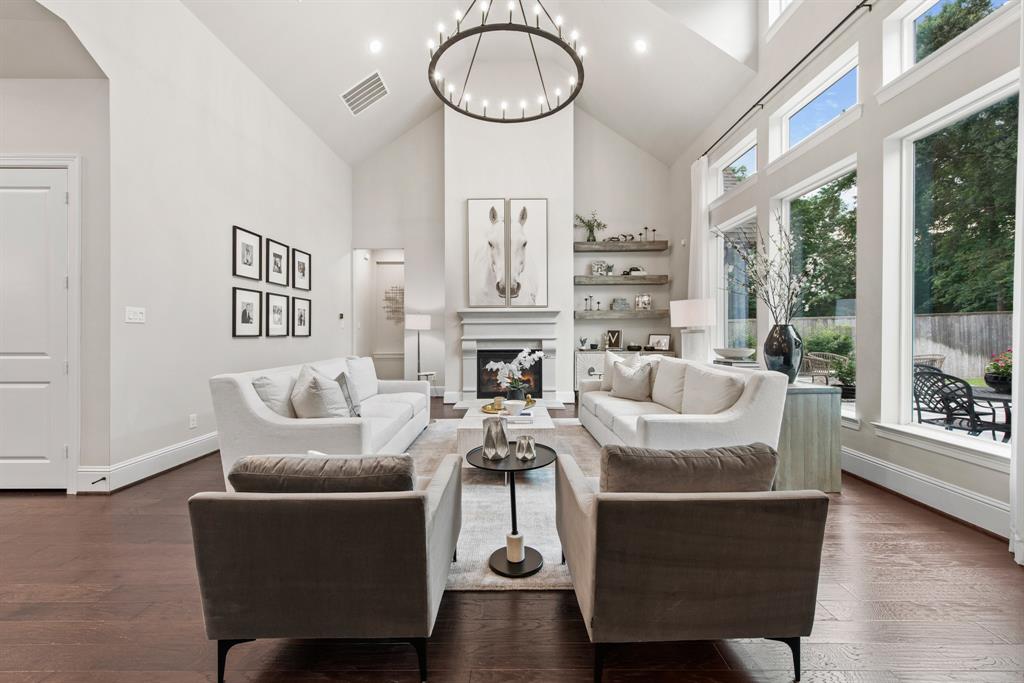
[341,72,388,115]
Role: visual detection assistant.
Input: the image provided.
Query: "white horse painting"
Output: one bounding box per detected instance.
[468,200,507,306]
[508,199,547,307]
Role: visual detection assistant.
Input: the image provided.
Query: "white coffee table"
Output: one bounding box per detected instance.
[456,399,557,457]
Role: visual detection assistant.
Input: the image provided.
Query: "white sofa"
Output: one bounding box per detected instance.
[578,359,789,450]
[210,357,429,486]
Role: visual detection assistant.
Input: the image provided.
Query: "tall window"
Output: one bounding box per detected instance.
[722,216,758,349]
[911,94,1018,437]
[914,0,1010,63]
[789,171,858,394]
[788,68,858,148]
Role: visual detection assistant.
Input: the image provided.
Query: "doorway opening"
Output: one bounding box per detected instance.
[352,249,405,380]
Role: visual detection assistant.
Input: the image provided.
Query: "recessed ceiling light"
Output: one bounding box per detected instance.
[634,39,648,54]
[369,39,382,54]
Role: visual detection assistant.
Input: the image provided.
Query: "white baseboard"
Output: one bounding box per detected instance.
[76,431,218,494]
[841,446,1009,538]
[443,390,461,404]
[430,387,444,397]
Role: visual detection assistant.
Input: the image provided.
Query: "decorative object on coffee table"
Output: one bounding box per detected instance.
[465,443,557,578]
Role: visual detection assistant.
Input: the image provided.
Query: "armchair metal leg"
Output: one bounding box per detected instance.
[452,548,457,563]
[593,642,606,683]
[768,637,801,681]
[561,550,565,565]
[217,639,252,683]
[410,637,428,682]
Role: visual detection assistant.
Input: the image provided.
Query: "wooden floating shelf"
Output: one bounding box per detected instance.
[574,309,669,320]
[574,240,669,253]
[574,275,670,286]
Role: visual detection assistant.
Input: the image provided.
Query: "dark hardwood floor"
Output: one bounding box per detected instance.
[1,410,1021,681]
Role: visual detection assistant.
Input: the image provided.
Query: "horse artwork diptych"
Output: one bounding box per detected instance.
[467,198,548,308]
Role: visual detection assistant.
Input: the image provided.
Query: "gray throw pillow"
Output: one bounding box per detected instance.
[336,371,361,417]
[609,360,652,401]
[228,454,415,493]
[599,443,779,493]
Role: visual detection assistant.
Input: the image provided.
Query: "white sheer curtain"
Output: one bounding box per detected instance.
[1010,8,1024,565]
[685,156,714,360]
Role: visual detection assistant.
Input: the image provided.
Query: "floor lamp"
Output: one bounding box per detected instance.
[405,314,431,374]
[670,299,715,362]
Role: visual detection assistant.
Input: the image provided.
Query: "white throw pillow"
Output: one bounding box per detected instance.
[609,361,653,401]
[291,365,351,418]
[681,364,745,415]
[252,374,297,418]
[600,351,625,390]
[650,357,687,413]
[345,356,379,401]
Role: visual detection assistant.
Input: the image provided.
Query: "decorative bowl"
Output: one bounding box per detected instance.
[505,400,527,416]
[714,347,756,360]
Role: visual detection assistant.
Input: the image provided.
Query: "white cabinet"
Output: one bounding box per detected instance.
[574,350,676,389]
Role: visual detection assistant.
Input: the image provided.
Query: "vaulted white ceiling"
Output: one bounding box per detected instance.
[183,0,757,165]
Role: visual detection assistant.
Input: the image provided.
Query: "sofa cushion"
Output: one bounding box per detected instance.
[345,356,379,400]
[371,391,427,415]
[358,401,410,451]
[681,363,744,415]
[290,365,351,418]
[610,415,643,446]
[580,389,613,415]
[360,395,414,423]
[228,454,415,493]
[609,361,652,401]
[650,357,687,412]
[593,396,676,430]
[599,443,779,493]
[252,373,297,418]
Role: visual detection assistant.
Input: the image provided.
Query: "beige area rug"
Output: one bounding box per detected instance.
[408,418,602,590]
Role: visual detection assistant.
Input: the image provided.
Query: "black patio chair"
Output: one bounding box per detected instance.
[912,368,1008,441]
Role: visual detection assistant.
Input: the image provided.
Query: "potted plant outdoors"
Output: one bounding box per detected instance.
[833,355,856,400]
[715,211,821,383]
[485,348,545,401]
[984,347,1012,394]
[575,210,608,243]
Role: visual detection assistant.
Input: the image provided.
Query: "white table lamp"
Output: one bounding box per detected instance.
[670,299,715,361]
[405,314,431,374]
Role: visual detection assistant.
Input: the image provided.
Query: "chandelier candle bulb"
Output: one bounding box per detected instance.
[508,0,513,22]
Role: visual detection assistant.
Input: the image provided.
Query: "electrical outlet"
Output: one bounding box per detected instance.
[188,414,198,430]
[124,306,146,324]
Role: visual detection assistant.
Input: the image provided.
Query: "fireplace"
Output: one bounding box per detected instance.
[476,349,543,399]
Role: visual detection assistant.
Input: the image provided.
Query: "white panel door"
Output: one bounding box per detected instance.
[0,168,69,489]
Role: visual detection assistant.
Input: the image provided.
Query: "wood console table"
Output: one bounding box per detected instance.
[775,384,841,493]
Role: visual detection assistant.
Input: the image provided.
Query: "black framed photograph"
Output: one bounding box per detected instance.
[606,329,622,350]
[232,226,261,281]
[292,297,311,337]
[648,333,671,351]
[266,238,289,286]
[266,292,289,337]
[232,287,262,337]
[293,249,311,291]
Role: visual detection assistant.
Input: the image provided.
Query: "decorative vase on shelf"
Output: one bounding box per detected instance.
[984,373,1011,394]
[763,324,803,383]
[482,417,509,460]
[506,387,526,401]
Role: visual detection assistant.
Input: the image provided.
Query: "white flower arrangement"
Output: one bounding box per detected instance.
[485,349,545,390]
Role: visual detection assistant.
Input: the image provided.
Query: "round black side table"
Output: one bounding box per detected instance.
[465,444,557,578]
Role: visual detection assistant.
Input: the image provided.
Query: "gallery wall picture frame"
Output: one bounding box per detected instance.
[508,198,548,308]
[266,238,290,287]
[467,198,508,307]
[606,329,622,350]
[292,297,311,337]
[232,226,262,281]
[266,292,290,337]
[648,333,671,351]
[232,286,262,338]
[292,249,311,291]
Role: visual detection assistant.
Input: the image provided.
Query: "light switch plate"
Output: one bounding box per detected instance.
[124,306,146,324]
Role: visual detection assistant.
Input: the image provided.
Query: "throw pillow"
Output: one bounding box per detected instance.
[680,363,744,414]
[228,454,415,493]
[252,374,297,418]
[290,365,350,418]
[609,360,652,401]
[600,443,779,493]
[650,357,687,412]
[345,356,379,401]
[600,351,625,391]
[336,371,361,417]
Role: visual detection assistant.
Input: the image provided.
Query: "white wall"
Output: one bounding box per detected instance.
[670,0,1020,514]
[574,109,673,349]
[0,78,110,466]
[444,103,575,400]
[352,111,444,389]
[41,0,353,472]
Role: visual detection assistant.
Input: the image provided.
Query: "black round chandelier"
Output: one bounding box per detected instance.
[427,0,585,123]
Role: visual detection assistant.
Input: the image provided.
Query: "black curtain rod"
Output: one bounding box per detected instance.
[699,0,873,160]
